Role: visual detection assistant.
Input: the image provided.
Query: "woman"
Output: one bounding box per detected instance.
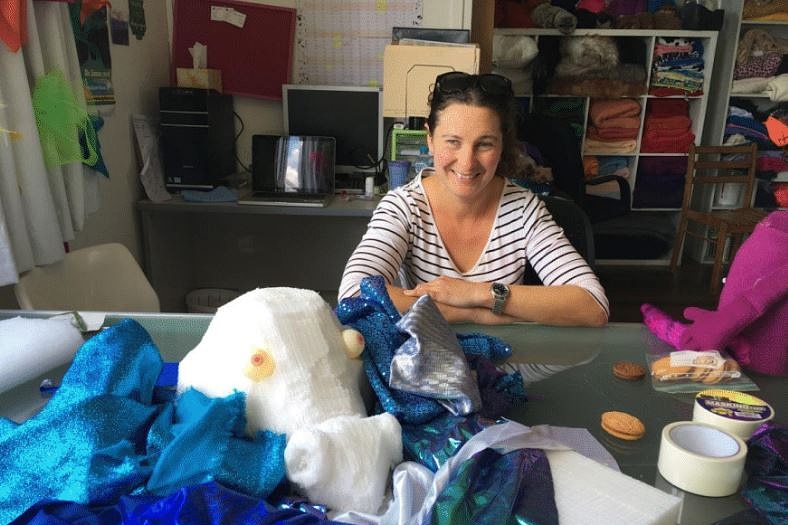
[338,72,608,326]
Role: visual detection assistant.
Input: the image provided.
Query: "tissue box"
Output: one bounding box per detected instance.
[176,68,222,92]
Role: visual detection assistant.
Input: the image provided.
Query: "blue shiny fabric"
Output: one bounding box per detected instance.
[336,276,523,424]
[11,481,350,525]
[0,319,286,525]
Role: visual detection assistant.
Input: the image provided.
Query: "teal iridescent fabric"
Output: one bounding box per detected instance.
[430,447,558,525]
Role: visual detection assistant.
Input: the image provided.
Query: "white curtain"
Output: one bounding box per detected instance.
[0,0,100,286]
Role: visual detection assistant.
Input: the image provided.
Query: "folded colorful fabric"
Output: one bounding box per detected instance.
[587,126,640,140]
[640,128,695,153]
[743,0,788,20]
[589,98,641,126]
[765,74,788,102]
[646,98,689,117]
[644,115,692,131]
[583,137,637,154]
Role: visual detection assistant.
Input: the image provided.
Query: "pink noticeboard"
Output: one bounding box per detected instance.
[171,0,296,100]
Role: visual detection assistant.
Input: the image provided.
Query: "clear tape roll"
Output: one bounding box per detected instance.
[657,421,747,497]
[693,389,774,440]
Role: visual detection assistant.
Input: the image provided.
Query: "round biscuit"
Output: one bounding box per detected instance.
[702,365,724,384]
[601,421,644,441]
[612,361,646,381]
[601,411,645,440]
[651,356,692,381]
[688,364,710,381]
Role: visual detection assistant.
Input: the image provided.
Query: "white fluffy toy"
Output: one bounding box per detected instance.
[177,287,403,514]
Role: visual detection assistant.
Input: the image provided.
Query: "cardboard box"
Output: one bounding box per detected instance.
[176,68,223,92]
[383,44,480,118]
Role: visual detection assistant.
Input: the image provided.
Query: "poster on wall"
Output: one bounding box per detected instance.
[69,0,115,106]
[294,0,422,86]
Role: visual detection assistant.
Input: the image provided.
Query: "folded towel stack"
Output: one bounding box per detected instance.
[640,98,695,153]
[584,98,641,154]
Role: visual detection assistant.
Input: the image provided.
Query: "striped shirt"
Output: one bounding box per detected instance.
[338,174,609,316]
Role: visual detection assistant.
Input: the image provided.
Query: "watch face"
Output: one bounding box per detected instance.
[492,283,509,298]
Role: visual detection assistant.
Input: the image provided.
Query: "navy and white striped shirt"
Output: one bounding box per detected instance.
[338,174,609,316]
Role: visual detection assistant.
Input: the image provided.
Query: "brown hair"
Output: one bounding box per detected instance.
[426,76,527,179]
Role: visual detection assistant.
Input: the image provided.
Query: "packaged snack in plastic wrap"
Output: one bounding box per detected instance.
[646,350,758,394]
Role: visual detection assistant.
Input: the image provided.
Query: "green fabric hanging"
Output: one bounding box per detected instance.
[32,70,98,168]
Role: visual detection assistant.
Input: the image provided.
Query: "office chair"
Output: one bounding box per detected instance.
[14,243,161,312]
[670,143,767,294]
[524,194,595,285]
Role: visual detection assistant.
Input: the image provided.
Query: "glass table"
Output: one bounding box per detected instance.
[1,312,784,524]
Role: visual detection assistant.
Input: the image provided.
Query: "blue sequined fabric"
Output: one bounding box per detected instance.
[0,319,286,524]
[336,276,523,425]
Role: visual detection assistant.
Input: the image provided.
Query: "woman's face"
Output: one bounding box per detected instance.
[427,103,503,201]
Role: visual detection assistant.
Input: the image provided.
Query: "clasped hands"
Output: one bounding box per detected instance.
[402,275,517,324]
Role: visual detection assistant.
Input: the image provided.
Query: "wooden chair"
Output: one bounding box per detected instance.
[670,143,767,294]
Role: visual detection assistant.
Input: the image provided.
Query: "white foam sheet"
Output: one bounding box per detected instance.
[0,316,83,394]
[547,448,681,525]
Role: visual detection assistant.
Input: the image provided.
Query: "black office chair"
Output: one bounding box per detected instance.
[524,194,595,285]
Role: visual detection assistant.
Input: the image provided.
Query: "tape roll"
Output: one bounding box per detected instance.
[693,389,774,440]
[657,421,747,497]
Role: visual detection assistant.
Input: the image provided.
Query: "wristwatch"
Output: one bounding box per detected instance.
[490,283,510,315]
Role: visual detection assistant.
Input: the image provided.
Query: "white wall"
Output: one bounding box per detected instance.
[0,0,468,308]
[227,0,471,172]
[0,2,171,308]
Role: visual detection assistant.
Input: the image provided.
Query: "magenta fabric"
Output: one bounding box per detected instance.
[642,212,788,376]
[702,211,788,376]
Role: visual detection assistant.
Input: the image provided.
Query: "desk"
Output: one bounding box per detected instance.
[137,197,378,311]
[1,313,784,524]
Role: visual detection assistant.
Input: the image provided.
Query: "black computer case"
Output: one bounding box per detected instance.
[159,87,235,190]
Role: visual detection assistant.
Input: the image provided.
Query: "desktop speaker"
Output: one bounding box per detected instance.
[159,87,235,190]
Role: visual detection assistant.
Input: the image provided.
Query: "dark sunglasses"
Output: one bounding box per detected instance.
[434,72,513,96]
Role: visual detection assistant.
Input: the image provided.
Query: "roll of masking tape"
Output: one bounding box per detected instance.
[657,421,747,497]
[693,389,774,440]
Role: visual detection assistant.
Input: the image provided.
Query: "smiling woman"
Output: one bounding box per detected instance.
[338,72,609,327]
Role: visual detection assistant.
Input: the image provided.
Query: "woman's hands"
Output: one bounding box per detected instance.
[401,276,517,324]
[403,275,488,309]
[391,276,606,327]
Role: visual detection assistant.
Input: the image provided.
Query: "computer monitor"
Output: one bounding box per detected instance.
[282,84,383,175]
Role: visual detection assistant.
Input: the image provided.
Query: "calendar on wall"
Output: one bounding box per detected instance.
[294,0,423,86]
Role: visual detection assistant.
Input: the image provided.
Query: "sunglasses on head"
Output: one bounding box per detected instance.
[434,72,513,96]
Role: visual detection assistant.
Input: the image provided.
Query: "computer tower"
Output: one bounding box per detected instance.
[159,87,235,190]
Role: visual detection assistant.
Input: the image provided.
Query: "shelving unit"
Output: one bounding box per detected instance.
[698,0,787,263]
[492,27,718,265]
[390,129,431,181]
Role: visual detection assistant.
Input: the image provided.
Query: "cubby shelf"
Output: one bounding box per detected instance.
[492,27,719,265]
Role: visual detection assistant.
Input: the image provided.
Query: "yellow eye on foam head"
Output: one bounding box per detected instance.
[245,349,275,382]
